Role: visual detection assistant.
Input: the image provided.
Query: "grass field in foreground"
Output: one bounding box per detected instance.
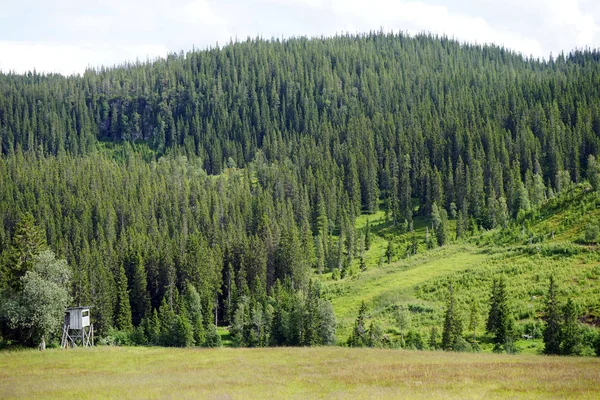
[1,347,599,399]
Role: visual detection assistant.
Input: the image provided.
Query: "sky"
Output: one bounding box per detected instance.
[1,0,599,76]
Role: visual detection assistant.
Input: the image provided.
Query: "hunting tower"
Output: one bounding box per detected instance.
[61,306,94,348]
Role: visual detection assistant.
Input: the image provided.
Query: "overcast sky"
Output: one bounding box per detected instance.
[1,0,599,76]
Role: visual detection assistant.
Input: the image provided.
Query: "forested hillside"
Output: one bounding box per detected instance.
[1,32,600,350]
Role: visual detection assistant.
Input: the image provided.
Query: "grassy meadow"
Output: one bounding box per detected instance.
[1,346,599,399]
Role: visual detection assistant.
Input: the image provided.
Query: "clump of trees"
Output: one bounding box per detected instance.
[0,215,71,349]
[231,279,336,347]
[543,276,589,356]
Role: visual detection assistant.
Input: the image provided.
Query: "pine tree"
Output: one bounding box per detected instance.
[204,323,222,347]
[347,301,368,347]
[399,155,412,224]
[395,306,411,346]
[184,283,205,346]
[158,296,175,345]
[587,154,600,191]
[468,300,479,343]
[115,264,133,332]
[144,308,161,345]
[431,202,449,246]
[441,285,462,350]
[486,277,514,353]
[385,240,393,264]
[368,321,384,348]
[172,314,194,347]
[6,213,47,291]
[496,196,509,229]
[429,326,439,350]
[129,252,150,326]
[560,298,580,355]
[543,276,561,355]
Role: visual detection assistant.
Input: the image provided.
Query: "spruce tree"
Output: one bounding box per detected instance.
[347,301,368,347]
[441,285,462,350]
[204,323,222,347]
[6,213,47,291]
[115,264,133,332]
[364,218,371,251]
[429,326,439,350]
[129,252,150,327]
[385,241,393,264]
[543,276,561,355]
[468,300,479,343]
[486,277,514,353]
[560,298,580,355]
[184,283,205,346]
[395,306,411,346]
[587,154,600,191]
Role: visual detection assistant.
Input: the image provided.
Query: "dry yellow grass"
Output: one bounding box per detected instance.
[1,346,599,399]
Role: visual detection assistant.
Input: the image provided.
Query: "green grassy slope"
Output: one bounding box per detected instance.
[325,186,600,350]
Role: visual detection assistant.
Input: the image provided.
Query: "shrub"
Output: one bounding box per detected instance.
[98,329,132,346]
[584,223,599,244]
[204,324,222,347]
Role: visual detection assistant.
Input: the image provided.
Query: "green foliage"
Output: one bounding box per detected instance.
[3,214,47,291]
[367,321,384,348]
[347,301,369,347]
[129,253,150,327]
[0,250,71,348]
[429,326,439,350]
[543,276,562,355]
[115,265,133,333]
[584,223,599,244]
[204,324,222,348]
[98,328,132,346]
[587,155,600,191]
[395,306,412,345]
[560,298,581,355]
[172,315,194,348]
[486,277,515,353]
[441,285,463,351]
[183,283,205,346]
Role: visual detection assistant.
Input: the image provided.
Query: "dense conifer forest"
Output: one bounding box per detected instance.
[1,32,600,350]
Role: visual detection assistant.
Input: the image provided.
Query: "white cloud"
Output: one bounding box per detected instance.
[180,0,226,24]
[0,41,168,76]
[542,0,599,49]
[1,0,600,74]
[324,0,545,57]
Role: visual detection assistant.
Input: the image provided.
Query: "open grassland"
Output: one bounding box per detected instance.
[1,346,599,399]
[328,244,488,338]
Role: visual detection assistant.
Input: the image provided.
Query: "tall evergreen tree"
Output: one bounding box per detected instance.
[587,154,600,191]
[560,298,580,356]
[115,264,133,332]
[441,285,463,350]
[486,277,514,353]
[129,252,150,326]
[347,301,368,347]
[5,213,47,291]
[543,276,561,355]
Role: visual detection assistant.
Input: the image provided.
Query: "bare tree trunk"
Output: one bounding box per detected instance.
[214,295,218,326]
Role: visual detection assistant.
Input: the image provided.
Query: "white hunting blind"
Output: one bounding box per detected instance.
[61,306,94,348]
